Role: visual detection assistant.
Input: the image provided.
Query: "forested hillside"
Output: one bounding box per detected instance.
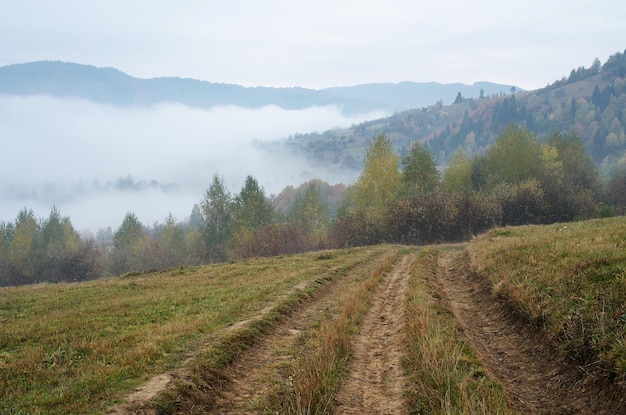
[276,50,626,177]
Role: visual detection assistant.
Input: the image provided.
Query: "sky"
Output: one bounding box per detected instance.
[1,0,626,233]
[1,1,625,90]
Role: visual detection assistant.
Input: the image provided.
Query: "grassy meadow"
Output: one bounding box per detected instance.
[2,216,625,414]
[468,216,626,385]
[0,246,392,415]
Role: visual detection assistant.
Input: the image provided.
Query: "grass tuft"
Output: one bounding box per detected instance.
[404,247,513,414]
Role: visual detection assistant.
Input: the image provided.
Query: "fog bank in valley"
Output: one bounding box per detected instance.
[1,95,385,233]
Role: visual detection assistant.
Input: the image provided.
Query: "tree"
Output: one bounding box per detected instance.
[111,212,144,275]
[201,173,233,262]
[480,125,543,186]
[233,175,274,232]
[540,131,602,221]
[443,149,473,192]
[287,182,329,247]
[454,92,464,104]
[0,221,15,286]
[608,168,626,214]
[351,134,401,219]
[5,208,38,284]
[159,213,186,268]
[33,206,82,282]
[230,176,275,258]
[400,141,439,195]
[188,204,205,228]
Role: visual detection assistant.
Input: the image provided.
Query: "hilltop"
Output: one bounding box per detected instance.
[0,61,517,114]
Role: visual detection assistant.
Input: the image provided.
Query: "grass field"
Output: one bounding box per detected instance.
[0,246,389,414]
[2,216,625,414]
[468,216,626,386]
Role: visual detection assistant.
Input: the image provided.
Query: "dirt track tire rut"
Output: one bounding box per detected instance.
[333,254,413,415]
[437,247,625,415]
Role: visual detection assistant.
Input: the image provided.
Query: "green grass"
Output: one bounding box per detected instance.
[0,246,392,415]
[468,216,626,384]
[404,247,513,414]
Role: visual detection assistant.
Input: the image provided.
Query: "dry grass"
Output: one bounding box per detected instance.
[270,247,406,414]
[404,247,513,415]
[0,247,390,415]
[467,216,626,386]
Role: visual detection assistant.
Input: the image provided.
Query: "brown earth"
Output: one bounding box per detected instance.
[208,253,414,414]
[436,246,625,415]
[333,254,413,414]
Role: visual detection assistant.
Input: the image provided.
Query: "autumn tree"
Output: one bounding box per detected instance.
[400,141,439,195]
[32,207,83,282]
[608,168,626,214]
[230,175,275,257]
[480,125,543,186]
[5,208,38,284]
[350,134,401,219]
[331,134,400,246]
[442,149,473,192]
[233,175,274,232]
[159,213,187,268]
[540,131,602,221]
[0,221,14,285]
[1,207,103,285]
[287,182,329,248]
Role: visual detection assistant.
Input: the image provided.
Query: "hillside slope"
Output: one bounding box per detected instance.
[273,49,626,176]
[0,61,517,114]
[3,218,626,413]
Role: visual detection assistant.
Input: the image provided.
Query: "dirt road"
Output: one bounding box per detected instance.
[436,247,625,415]
[208,252,414,414]
[112,247,625,414]
[332,254,413,414]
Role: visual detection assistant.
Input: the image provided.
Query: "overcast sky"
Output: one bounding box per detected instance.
[1,1,625,90]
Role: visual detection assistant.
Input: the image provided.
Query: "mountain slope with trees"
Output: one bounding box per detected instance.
[275,49,626,177]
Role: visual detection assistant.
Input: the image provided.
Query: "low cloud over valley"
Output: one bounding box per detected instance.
[1,95,384,232]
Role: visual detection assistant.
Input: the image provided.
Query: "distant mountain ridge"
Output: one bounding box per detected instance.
[323,81,518,112]
[0,61,519,114]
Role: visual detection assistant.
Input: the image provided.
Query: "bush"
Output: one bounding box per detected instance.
[489,179,546,226]
[381,191,501,245]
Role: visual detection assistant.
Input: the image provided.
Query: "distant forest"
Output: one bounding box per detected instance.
[2,123,626,286]
[281,49,626,178]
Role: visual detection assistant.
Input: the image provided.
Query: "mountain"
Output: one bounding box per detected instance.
[263,49,626,178]
[323,81,519,113]
[0,61,518,114]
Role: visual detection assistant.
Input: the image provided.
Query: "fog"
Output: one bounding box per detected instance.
[1,95,386,232]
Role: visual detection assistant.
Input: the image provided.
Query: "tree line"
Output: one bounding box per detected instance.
[2,126,626,286]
